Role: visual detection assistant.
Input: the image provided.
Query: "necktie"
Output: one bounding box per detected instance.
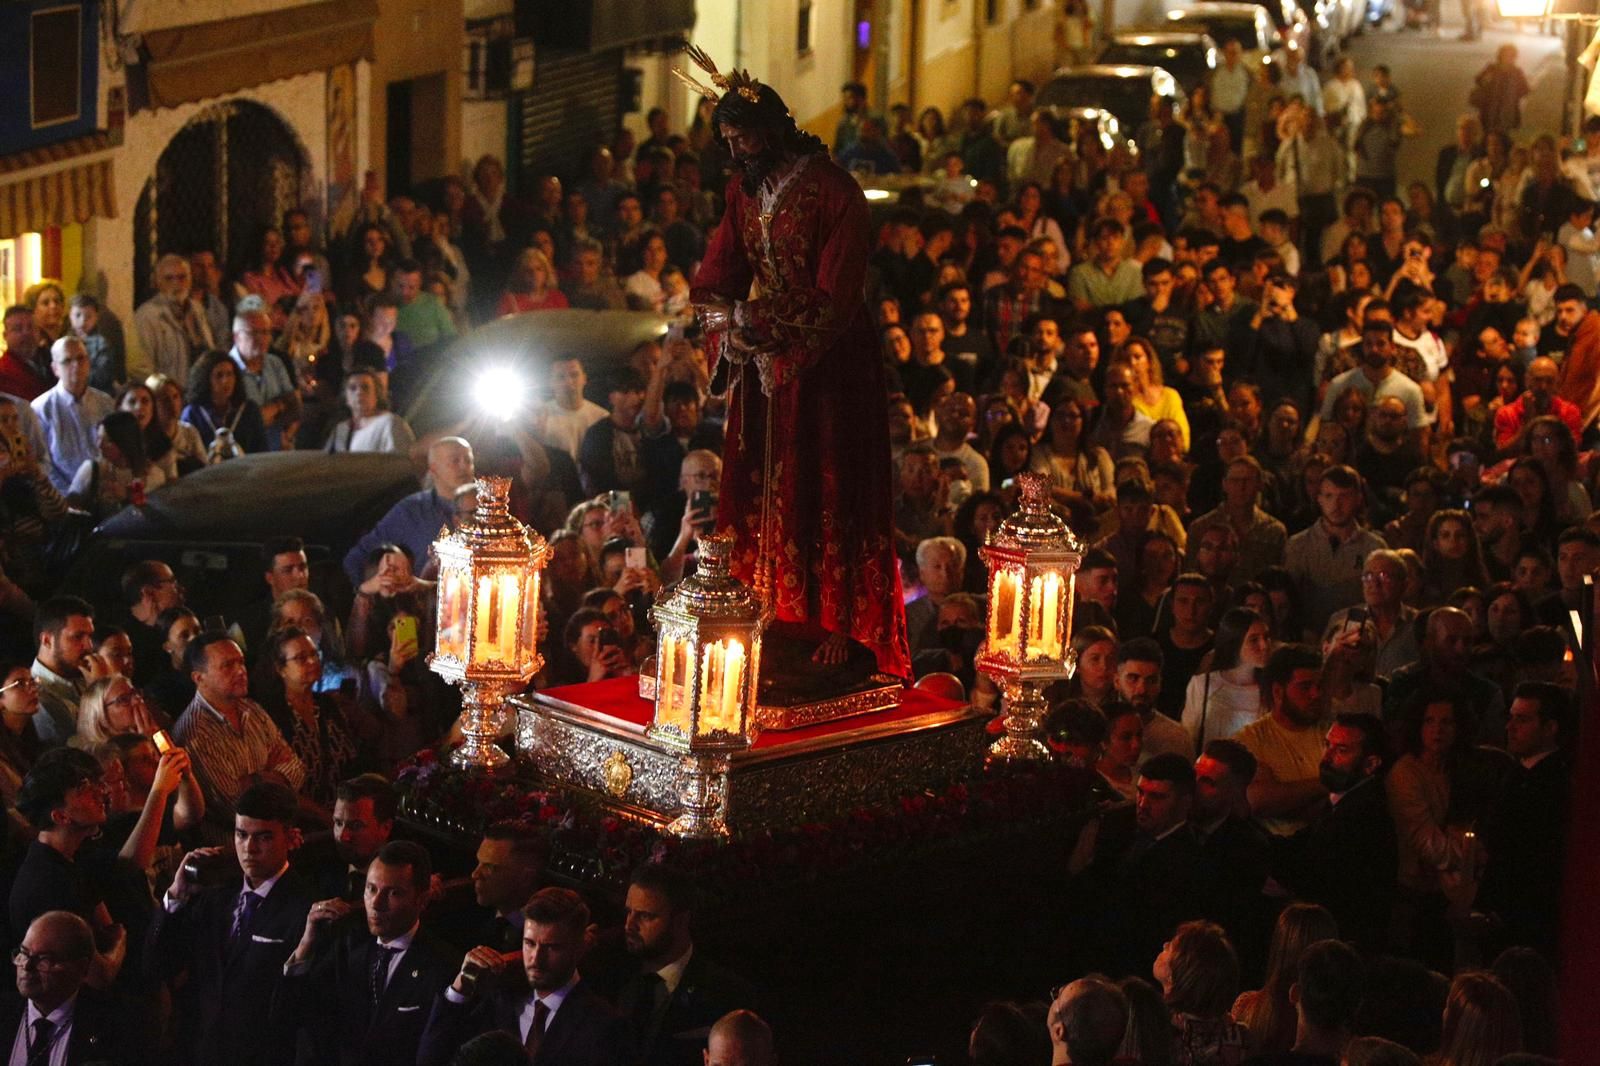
[26,1018,54,1066]
[229,890,263,946]
[524,998,550,1057]
[629,973,668,1047]
[370,944,400,1004]
[346,867,365,901]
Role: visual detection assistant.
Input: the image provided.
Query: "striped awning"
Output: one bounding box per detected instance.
[0,132,117,241]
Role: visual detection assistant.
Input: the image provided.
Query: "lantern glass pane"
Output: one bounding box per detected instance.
[437,564,468,660]
[696,635,747,736]
[990,566,1023,649]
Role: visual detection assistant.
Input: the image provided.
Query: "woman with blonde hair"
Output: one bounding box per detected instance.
[22,279,67,353]
[497,247,568,315]
[1231,903,1339,1054]
[1113,337,1190,449]
[72,674,164,748]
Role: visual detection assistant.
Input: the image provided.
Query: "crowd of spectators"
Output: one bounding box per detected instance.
[0,33,1580,1066]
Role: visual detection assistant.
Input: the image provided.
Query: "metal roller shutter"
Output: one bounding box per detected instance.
[513,48,623,189]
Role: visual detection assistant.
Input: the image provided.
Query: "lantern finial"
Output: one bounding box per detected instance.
[1016,470,1050,511]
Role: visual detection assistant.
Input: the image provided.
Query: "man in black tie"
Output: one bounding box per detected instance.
[461,821,547,953]
[1067,753,1207,977]
[417,887,633,1066]
[2,911,146,1066]
[275,839,456,1065]
[1479,682,1573,959]
[603,864,754,1066]
[146,781,315,1066]
[294,774,397,902]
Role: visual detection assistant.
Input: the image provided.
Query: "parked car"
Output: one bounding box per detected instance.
[62,452,422,626]
[1045,105,1135,157]
[1038,64,1180,147]
[1096,30,1218,94]
[1162,4,1284,66]
[1197,0,1313,58]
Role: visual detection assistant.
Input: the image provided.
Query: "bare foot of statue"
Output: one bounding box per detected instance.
[811,631,849,666]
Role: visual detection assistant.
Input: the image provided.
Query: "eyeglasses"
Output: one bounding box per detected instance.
[12,947,79,971]
[281,651,322,667]
[0,676,38,694]
[106,689,145,711]
[1361,571,1395,583]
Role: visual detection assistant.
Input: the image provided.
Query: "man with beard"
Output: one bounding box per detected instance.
[602,864,753,1066]
[1494,355,1581,452]
[1277,713,1398,955]
[1042,325,1099,413]
[418,888,633,1066]
[1550,283,1600,427]
[1353,396,1425,505]
[1316,319,1426,447]
[685,51,909,675]
[1238,645,1329,838]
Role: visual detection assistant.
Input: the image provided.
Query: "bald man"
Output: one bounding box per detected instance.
[32,336,113,493]
[705,1011,776,1066]
[343,437,475,584]
[1494,355,1584,452]
[1382,606,1507,744]
[2,910,147,1064]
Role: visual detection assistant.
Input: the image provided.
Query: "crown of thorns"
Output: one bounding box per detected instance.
[672,44,763,105]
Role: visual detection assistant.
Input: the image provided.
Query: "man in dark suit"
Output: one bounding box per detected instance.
[600,864,755,1066]
[276,839,456,1066]
[293,774,397,903]
[417,887,633,1066]
[1069,753,1208,977]
[434,821,547,956]
[1278,713,1399,955]
[146,781,316,1066]
[1,910,148,1065]
[1479,681,1573,959]
[1191,740,1272,970]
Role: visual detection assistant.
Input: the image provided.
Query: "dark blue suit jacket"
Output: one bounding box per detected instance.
[274,921,457,1066]
[416,977,633,1066]
[146,868,315,1066]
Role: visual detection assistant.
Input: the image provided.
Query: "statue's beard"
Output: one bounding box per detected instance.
[736,146,784,193]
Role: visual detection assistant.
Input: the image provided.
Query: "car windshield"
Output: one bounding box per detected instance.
[1039,77,1150,131]
[1167,13,1263,50]
[1098,44,1206,89]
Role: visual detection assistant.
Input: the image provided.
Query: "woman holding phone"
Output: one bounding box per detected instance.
[259,627,360,804]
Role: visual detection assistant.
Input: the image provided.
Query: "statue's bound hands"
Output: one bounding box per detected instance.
[696,297,735,335]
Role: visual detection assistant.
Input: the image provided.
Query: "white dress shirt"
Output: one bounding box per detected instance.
[31,383,113,493]
[7,995,75,1066]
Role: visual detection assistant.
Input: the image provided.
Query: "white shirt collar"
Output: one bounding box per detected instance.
[654,944,694,996]
[245,862,291,899]
[25,995,75,1030]
[377,923,419,952]
[531,971,580,1014]
[1520,748,1557,770]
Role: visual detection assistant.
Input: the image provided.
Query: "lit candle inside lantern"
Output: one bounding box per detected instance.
[720,639,744,732]
[1038,571,1061,657]
[474,575,493,659]
[497,572,519,659]
[699,643,721,733]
